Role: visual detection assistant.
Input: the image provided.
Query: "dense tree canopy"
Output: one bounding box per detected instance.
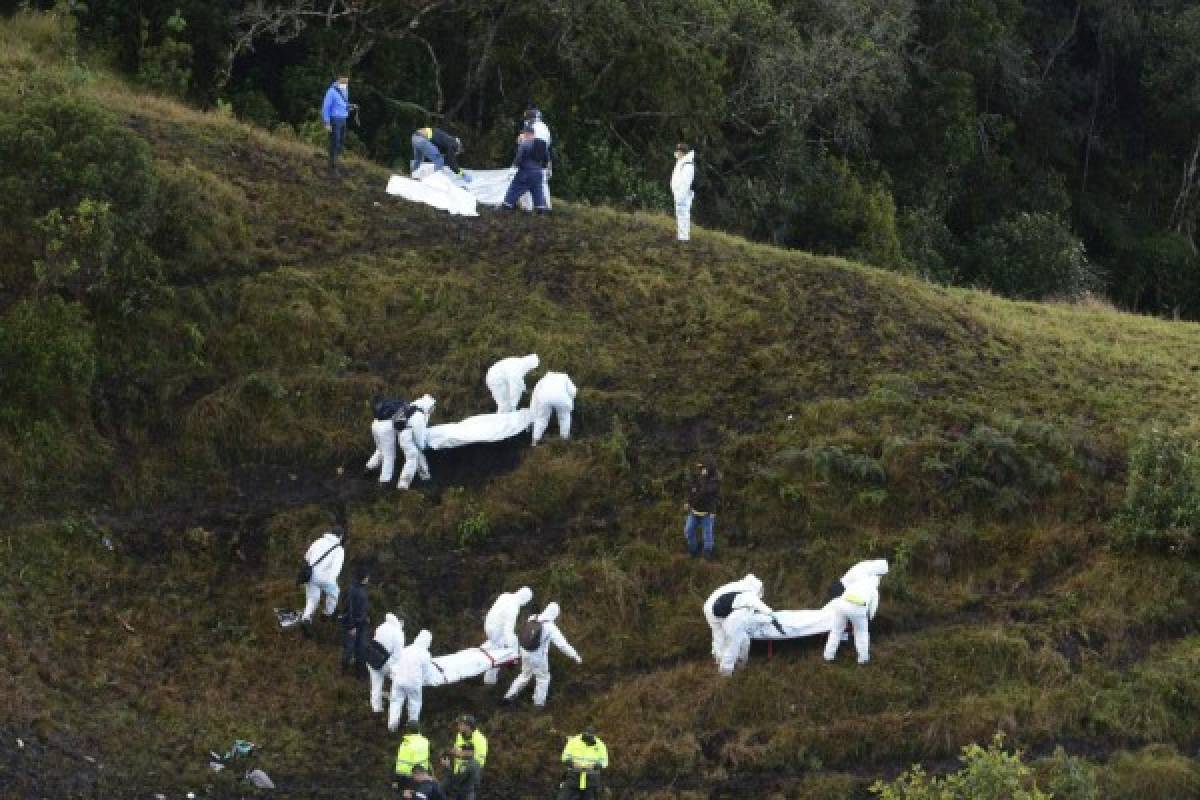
[35,0,1200,316]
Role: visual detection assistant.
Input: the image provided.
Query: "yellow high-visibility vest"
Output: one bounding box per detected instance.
[394,734,430,776]
[561,735,608,789]
[454,729,488,770]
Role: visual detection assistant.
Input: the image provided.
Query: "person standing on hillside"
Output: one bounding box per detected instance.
[394,721,432,791]
[558,727,608,800]
[442,739,482,800]
[824,560,888,665]
[397,394,436,491]
[502,124,550,213]
[523,106,553,210]
[341,563,371,676]
[683,456,720,558]
[321,75,352,174]
[299,525,346,632]
[503,602,582,708]
[671,143,696,242]
[486,354,540,413]
[481,586,533,684]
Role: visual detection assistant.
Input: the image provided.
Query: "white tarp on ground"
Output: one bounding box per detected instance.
[385,167,478,216]
[747,604,839,641]
[427,645,519,686]
[426,410,533,451]
[461,168,516,206]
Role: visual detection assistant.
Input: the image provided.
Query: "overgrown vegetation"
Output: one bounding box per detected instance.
[3,11,1200,799]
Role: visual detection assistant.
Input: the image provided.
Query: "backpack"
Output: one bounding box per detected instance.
[366,639,391,670]
[518,618,544,651]
[711,591,738,619]
[690,158,706,193]
[296,539,342,585]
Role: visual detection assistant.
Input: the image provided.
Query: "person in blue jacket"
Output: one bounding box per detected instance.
[501,123,550,213]
[321,75,352,173]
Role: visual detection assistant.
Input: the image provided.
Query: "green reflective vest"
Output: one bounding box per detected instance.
[394,734,431,776]
[454,729,488,770]
[561,735,608,789]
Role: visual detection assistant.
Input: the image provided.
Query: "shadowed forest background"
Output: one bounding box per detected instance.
[4,3,1200,799]
[10,0,1200,317]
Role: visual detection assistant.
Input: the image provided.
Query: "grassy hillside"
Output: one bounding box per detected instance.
[3,10,1200,799]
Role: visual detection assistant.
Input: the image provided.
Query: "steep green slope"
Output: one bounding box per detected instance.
[3,12,1200,800]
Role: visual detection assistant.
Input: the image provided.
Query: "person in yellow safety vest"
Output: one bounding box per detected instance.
[394,721,432,791]
[557,727,608,800]
[451,714,487,771]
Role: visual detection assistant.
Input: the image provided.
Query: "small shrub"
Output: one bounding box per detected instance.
[970,211,1099,301]
[1116,424,1200,556]
[922,421,1063,515]
[0,296,95,431]
[457,509,490,548]
[871,733,1049,799]
[136,10,192,97]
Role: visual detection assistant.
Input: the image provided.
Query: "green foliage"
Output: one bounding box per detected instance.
[456,508,491,549]
[871,734,1050,800]
[136,10,192,97]
[1117,424,1200,556]
[0,296,95,431]
[555,133,670,210]
[971,212,1098,301]
[0,92,161,309]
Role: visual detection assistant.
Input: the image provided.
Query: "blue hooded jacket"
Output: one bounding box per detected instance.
[322,83,350,123]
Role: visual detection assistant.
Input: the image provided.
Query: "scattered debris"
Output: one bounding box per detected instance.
[209,761,225,772]
[275,608,302,629]
[245,768,275,789]
[101,536,114,550]
[116,612,136,633]
[16,738,23,749]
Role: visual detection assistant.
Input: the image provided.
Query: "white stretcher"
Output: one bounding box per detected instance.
[426,410,533,451]
[385,169,478,216]
[747,604,839,641]
[426,644,519,686]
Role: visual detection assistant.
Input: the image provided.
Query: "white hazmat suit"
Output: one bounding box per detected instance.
[504,602,581,707]
[530,372,577,445]
[300,530,345,622]
[388,629,437,730]
[703,574,763,662]
[825,561,889,665]
[671,149,695,241]
[481,586,533,684]
[365,417,399,483]
[368,613,406,715]
[717,591,776,676]
[485,355,539,413]
[398,394,436,490]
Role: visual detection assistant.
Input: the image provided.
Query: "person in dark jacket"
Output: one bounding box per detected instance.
[441,741,481,800]
[684,456,721,558]
[400,765,447,800]
[410,127,465,174]
[501,124,550,213]
[341,563,371,675]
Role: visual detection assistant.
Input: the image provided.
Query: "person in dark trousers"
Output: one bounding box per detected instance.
[501,123,550,212]
[684,456,721,558]
[321,75,352,174]
[441,741,481,800]
[341,563,371,675]
[400,765,447,800]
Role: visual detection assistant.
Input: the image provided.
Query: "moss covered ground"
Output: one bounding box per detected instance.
[2,11,1200,799]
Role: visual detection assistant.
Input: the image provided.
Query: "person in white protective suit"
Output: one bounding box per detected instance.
[485,354,539,413]
[824,560,888,665]
[671,143,696,242]
[717,588,778,676]
[481,586,533,684]
[702,574,763,663]
[530,371,577,446]
[300,526,346,625]
[389,629,437,731]
[369,613,406,716]
[397,394,436,490]
[503,602,582,707]
[365,395,408,484]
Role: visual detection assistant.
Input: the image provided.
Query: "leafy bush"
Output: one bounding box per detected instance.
[136,10,192,97]
[970,212,1098,301]
[1116,424,1200,556]
[0,296,95,431]
[0,92,161,309]
[921,420,1064,514]
[871,734,1049,799]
